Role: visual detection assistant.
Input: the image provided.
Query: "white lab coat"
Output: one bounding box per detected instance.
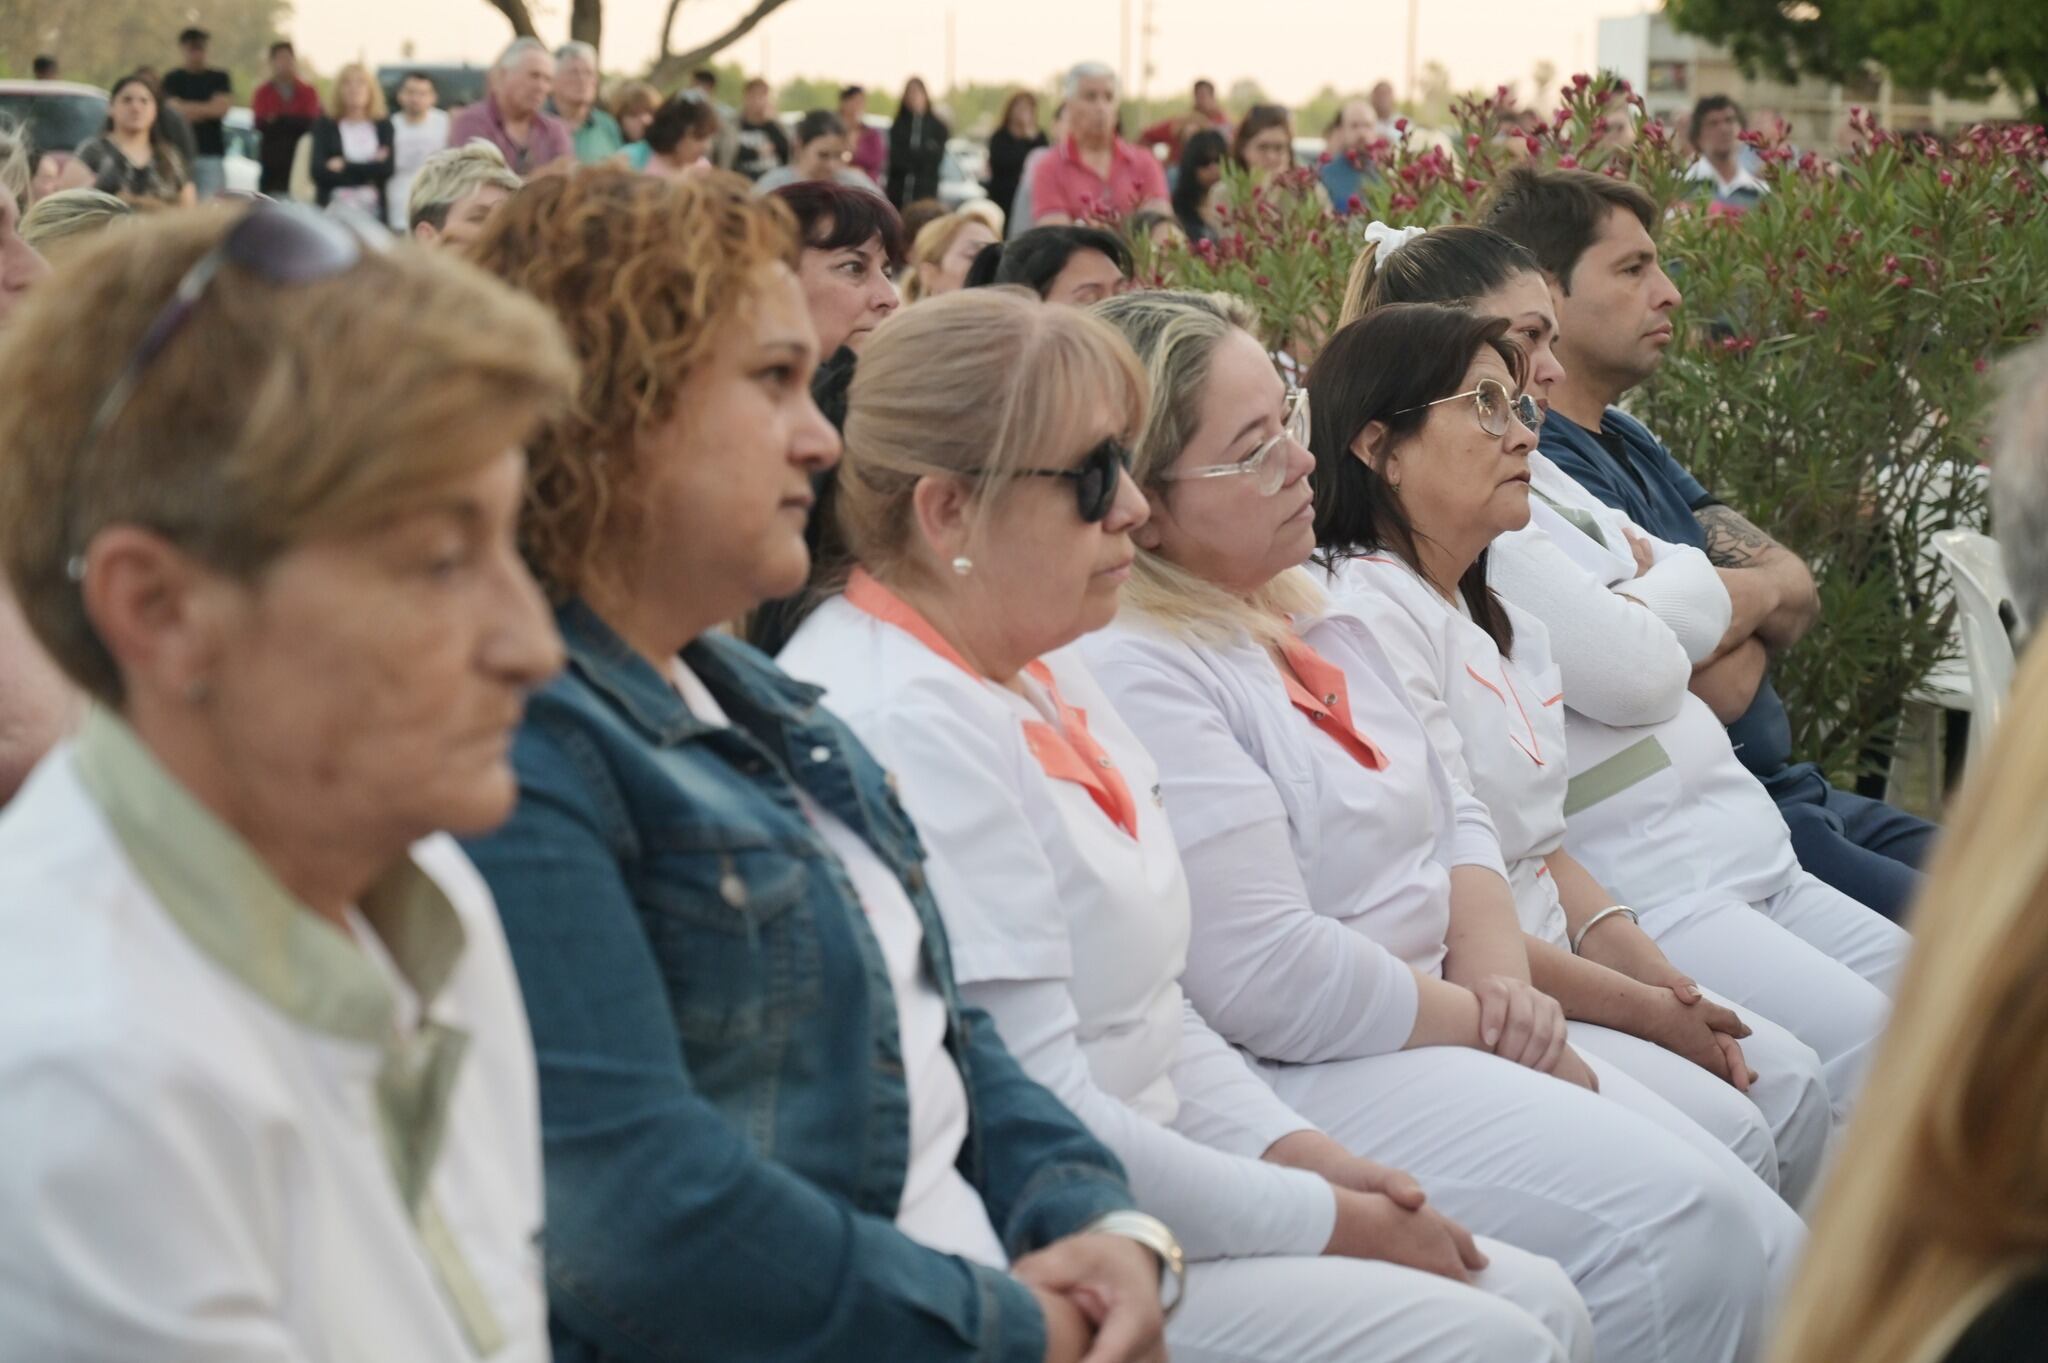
[783,592,1592,1363]
[1080,589,1805,1363]
[1321,552,1834,1204]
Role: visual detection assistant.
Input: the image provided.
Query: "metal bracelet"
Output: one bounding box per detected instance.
[1082,1209,1186,1318]
[1570,904,1640,955]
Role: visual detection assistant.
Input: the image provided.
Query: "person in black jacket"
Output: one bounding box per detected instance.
[885,77,949,208]
[983,89,1047,227]
[310,63,395,221]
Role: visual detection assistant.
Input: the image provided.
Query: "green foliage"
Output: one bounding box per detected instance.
[1664,0,2048,117]
[1158,76,2048,783]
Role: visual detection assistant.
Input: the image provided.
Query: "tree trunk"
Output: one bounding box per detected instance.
[570,0,602,53]
[481,0,538,39]
[650,0,797,87]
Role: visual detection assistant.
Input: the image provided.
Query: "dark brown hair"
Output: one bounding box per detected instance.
[1229,104,1293,171]
[1483,164,1658,292]
[772,179,907,268]
[1307,302,1530,655]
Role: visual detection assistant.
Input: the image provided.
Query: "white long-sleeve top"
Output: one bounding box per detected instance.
[780,592,1336,1263]
[1486,459,1800,918]
[1078,575,1508,1068]
[1319,554,1572,946]
[1486,451,1732,728]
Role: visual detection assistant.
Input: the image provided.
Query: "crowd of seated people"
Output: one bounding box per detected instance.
[1,82,2045,1363]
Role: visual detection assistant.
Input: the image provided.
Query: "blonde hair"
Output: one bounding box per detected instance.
[901,210,996,303]
[327,63,389,121]
[408,139,522,230]
[467,166,800,599]
[837,287,1147,587]
[1769,637,2048,1363]
[1090,289,1322,645]
[0,208,576,706]
[20,188,132,256]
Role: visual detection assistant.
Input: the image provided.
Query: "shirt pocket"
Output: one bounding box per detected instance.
[640,834,826,1045]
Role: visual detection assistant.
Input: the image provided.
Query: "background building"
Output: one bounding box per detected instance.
[1598,11,2024,148]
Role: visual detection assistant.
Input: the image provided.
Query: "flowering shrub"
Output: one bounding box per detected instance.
[1160,77,2048,784]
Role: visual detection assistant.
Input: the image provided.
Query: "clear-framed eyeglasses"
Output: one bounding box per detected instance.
[1395,378,1542,439]
[1158,386,1310,497]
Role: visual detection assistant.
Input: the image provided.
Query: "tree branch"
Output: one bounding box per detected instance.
[482,0,539,39]
[653,0,797,83]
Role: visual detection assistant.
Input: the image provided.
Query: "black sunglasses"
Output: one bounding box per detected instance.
[79,202,385,459]
[978,438,1132,523]
[67,202,387,578]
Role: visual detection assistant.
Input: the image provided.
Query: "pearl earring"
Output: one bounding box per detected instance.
[951,556,973,577]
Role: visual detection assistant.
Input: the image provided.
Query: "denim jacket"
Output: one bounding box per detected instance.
[462,601,1135,1363]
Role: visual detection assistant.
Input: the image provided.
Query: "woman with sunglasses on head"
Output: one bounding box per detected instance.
[1081,289,1803,1363]
[0,203,574,1356]
[460,168,1171,1363]
[779,287,1593,1363]
[1305,301,1835,1206]
[1338,225,1899,1180]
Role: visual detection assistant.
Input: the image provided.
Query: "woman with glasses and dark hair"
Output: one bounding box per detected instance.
[460,167,1174,1363]
[1338,224,1898,1195]
[1079,289,1804,1363]
[0,203,576,1356]
[77,74,195,209]
[778,285,1595,1363]
[965,223,1132,306]
[1230,105,1295,181]
[1306,300,1837,1205]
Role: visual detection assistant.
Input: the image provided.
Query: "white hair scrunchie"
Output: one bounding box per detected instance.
[1363,220,1427,267]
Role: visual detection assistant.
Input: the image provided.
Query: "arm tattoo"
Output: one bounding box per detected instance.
[1695,503,1781,569]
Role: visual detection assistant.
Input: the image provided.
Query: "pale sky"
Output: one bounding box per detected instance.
[296,0,1659,108]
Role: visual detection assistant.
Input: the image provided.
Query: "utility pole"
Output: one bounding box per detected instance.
[1139,0,1157,106]
[946,8,957,96]
[1405,0,1420,106]
[1120,0,1132,96]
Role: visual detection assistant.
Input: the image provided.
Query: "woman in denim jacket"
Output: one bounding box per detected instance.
[461,165,1174,1363]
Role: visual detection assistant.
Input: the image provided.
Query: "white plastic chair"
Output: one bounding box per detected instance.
[1933,529,2019,763]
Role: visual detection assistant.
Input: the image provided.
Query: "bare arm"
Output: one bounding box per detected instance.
[1443,865,1532,987]
[1696,503,1819,650]
[1689,636,1769,722]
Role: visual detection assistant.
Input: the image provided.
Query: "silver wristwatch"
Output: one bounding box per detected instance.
[1083,1209,1186,1317]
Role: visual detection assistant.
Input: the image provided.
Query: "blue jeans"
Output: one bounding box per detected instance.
[1765,763,1934,923]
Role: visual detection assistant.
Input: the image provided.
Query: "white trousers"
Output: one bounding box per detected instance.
[1643,872,1903,1137]
[1569,998,1834,1207]
[1168,1236,1593,1363]
[1259,1045,1803,1363]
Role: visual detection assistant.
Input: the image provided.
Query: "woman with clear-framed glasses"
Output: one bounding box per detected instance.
[1082,289,1803,1363]
[1307,298,1842,1204]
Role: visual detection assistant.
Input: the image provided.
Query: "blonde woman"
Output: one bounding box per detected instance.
[780,286,1594,1363]
[1769,641,2048,1362]
[609,80,662,145]
[1082,288,1803,1363]
[20,188,131,263]
[311,63,394,220]
[901,209,999,303]
[0,201,573,1357]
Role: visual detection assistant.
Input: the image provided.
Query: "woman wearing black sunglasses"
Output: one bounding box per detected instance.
[778,286,1597,1363]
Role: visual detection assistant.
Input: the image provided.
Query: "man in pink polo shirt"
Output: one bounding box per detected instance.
[1029,62,1170,228]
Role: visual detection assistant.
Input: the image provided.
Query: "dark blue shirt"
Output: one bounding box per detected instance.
[1539,407,1795,778]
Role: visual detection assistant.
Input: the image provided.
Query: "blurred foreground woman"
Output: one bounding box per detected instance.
[0,203,575,1356]
[1771,640,2048,1363]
